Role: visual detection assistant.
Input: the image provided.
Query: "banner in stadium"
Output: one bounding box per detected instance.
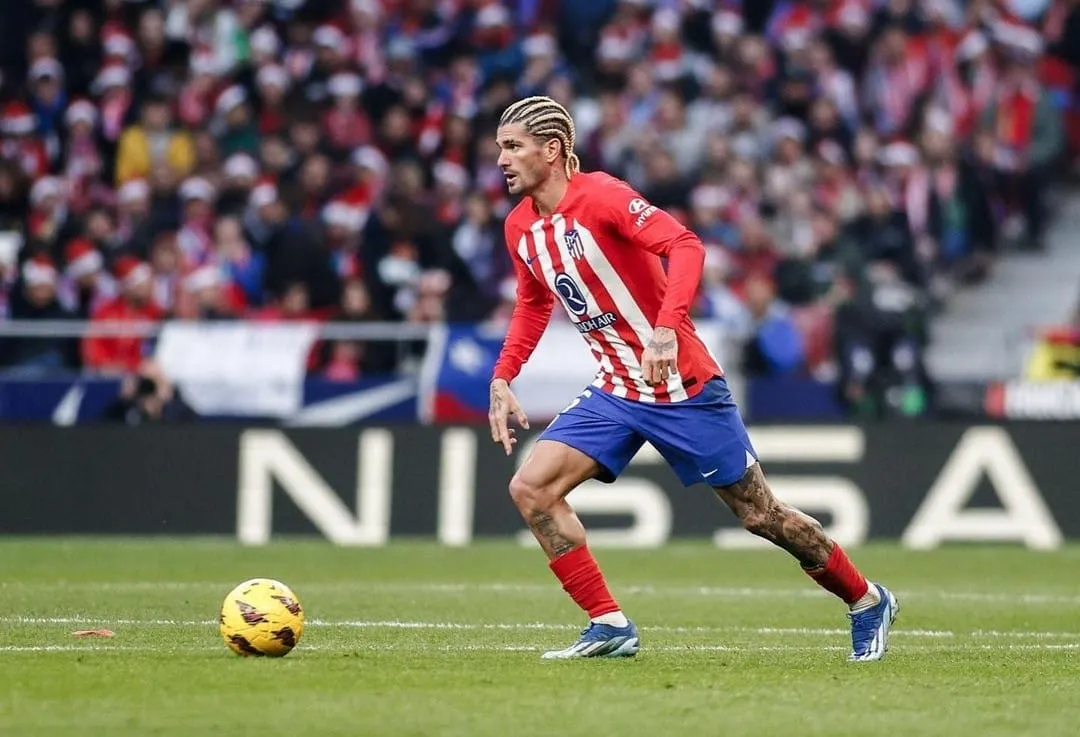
[155,322,319,417]
[2,423,1077,549]
[0,375,417,424]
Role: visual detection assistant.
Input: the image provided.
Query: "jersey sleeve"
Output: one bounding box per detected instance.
[491,222,554,384]
[600,180,705,330]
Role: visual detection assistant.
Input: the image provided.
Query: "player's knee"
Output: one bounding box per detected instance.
[508,472,562,514]
[508,473,541,513]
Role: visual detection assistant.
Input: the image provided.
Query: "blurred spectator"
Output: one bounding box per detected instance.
[740,275,806,377]
[82,256,164,374]
[115,94,195,185]
[0,255,77,372]
[979,23,1064,250]
[0,0,1073,410]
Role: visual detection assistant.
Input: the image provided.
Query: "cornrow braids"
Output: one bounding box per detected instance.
[500,96,581,179]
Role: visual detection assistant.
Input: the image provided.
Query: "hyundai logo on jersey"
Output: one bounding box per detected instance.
[554,273,589,316]
[564,228,585,260]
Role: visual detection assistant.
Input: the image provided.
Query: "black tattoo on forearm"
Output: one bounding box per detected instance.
[529,511,577,557]
[714,464,832,569]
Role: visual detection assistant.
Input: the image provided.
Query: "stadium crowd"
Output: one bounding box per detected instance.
[0,0,1078,414]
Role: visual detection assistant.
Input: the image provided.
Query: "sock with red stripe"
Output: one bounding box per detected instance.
[549,546,628,625]
[805,543,876,610]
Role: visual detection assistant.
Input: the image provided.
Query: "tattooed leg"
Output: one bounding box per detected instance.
[509,440,598,559]
[713,463,832,569]
[510,440,627,627]
[524,504,584,558]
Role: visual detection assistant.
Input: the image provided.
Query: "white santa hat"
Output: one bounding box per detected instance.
[114,257,151,287]
[433,160,469,190]
[249,180,279,209]
[1,101,36,135]
[190,52,218,77]
[23,256,58,287]
[956,30,989,62]
[597,35,634,62]
[64,239,104,279]
[118,178,150,205]
[878,141,920,168]
[313,25,346,48]
[93,64,131,94]
[215,85,248,116]
[712,10,743,37]
[476,4,510,28]
[103,32,135,60]
[256,64,290,91]
[65,99,97,128]
[30,177,65,207]
[223,153,259,181]
[322,201,365,231]
[328,72,363,98]
[523,33,557,58]
[772,117,807,144]
[691,184,729,211]
[183,264,223,292]
[29,58,64,83]
[179,177,216,203]
[250,26,281,57]
[652,7,681,34]
[352,146,388,177]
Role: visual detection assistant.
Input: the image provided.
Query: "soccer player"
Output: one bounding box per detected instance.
[488,96,898,661]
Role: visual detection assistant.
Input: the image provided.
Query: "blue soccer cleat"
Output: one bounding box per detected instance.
[541,620,640,659]
[848,583,899,662]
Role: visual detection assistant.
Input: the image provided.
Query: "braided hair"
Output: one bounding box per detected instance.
[499,96,581,179]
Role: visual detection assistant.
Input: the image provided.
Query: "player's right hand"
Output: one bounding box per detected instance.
[489,378,529,456]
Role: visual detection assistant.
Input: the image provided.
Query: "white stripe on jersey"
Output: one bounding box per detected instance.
[551,214,649,399]
[528,219,627,398]
[574,222,689,403]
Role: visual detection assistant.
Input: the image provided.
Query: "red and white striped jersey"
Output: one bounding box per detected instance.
[492,171,722,403]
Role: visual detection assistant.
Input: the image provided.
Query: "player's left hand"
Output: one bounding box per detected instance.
[642,326,678,385]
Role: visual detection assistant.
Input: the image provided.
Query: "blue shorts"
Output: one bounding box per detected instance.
[538,377,758,488]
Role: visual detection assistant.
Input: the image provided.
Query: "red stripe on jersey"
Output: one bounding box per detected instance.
[560,219,650,401]
[543,220,625,398]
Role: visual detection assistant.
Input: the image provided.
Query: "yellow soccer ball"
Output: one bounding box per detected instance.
[219,578,305,657]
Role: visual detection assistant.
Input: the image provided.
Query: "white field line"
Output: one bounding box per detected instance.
[5,617,1080,641]
[2,643,1079,654]
[3,581,1080,605]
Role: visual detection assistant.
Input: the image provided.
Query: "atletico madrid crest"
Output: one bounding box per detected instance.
[564,229,585,260]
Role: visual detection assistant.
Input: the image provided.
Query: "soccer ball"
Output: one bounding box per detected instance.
[219,578,305,657]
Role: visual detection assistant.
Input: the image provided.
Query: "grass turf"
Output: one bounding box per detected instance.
[1,539,1079,736]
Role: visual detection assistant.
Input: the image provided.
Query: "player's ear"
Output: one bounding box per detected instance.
[543,137,561,164]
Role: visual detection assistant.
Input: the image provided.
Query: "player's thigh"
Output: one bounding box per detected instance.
[512,440,605,505]
[636,377,757,488]
[527,387,645,488]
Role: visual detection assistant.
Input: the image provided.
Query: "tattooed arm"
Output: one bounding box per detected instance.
[641,326,678,385]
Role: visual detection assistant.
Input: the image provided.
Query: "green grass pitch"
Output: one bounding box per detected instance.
[2,539,1079,736]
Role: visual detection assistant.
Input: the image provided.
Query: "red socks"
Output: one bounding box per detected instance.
[550,543,866,614]
[805,544,870,605]
[549,546,620,618]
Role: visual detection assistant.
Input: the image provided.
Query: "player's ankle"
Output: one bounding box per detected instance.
[591,610,629,628]
[849,586,880,613]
